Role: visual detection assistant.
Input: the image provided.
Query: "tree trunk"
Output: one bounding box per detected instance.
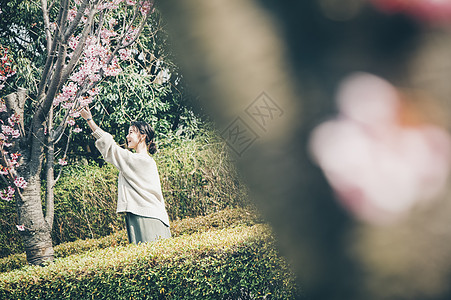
[16,174,54,266]
[6,88,54,265]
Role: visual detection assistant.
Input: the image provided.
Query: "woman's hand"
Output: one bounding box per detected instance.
[80,106,93,121]
[79,106,99,132]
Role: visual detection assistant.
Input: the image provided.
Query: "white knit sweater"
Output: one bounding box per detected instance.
[93,128,170,227]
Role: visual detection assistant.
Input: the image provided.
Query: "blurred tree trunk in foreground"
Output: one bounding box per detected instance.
[158,1,451,299]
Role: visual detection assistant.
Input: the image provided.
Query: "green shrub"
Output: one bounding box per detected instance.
[156,132,250,220]
[0,207,263,273]
[0,225,301,299]
[170,206,264,236]
[0,131,250,257]
[51,164,123,245]
[0,198,21,258]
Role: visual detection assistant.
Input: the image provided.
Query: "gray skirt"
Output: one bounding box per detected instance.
[124,212,171,244]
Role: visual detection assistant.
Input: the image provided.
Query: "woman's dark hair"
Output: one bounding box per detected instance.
[130,121,157,154]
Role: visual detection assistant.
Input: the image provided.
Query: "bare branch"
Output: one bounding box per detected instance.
[93,7,106,39]
[33,43,68,129]
[57,0,70,40]
[38,0,65,98]
[54,130,72,184]
[63,0,89,42]
[48,0,57,11]
[120,13,150,49]
[41,0,53,53]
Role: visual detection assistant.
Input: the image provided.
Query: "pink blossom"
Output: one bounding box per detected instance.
[68,36,80,51]
[14,177,27,189]
[49,22,57,33]
[0,167,9,176]
[69,71,86,84]
[7,186,14,195]
[104,62,122,76]
[8,114,20,126]
[124,28,138,44]
[78,96,93,107]
[70,110,81,118]
[16,224,25,231]
[87,87,99,96]
[62,102,74,109]
[2,125,13,136]
[108,18,118,28]
[98,1,121,10]
[11,130,20,139]
[0,185,14,201]
[73,128,82,133]
[119,48,132,60]
[84,43,108,59]
[67,119,75,126]
[0,102,7,113]
[68,8,78,22]
[88,73,101,83]
[100,29,117,43]
[53,94,65,106]
[58,159,68,166]
[140,0,152,16]
[10,153,21,167]
[63,82,78,96]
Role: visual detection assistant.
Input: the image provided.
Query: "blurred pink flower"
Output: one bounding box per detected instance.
[309,72,451,225]
[370,0,451,24]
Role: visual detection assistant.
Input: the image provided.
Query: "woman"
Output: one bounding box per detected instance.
[80,107,171,243]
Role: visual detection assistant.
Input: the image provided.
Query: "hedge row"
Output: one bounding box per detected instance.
[0,207,263,273]
[0,225,302,299]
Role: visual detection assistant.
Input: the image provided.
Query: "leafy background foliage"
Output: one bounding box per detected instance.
[0,0,214,254]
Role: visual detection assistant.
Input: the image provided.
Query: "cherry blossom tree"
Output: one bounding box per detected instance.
[0,0,155,265]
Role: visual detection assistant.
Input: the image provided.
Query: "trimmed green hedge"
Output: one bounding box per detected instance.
[0,207,263,273]
[0,225,301,299]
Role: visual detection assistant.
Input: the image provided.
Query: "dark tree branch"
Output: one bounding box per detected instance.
[63,0,90,43]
